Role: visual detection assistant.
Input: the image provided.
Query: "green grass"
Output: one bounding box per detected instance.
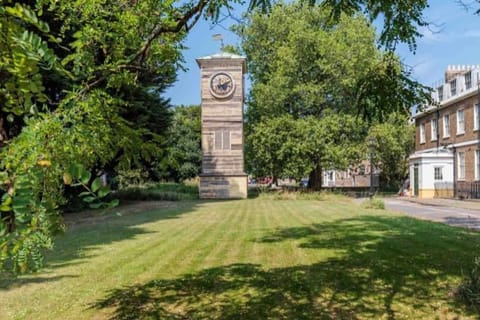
[1,198,480,319]
[361,197,386,210]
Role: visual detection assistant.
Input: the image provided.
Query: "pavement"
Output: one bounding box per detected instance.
[384,196,480,230]
[395,196,480,211]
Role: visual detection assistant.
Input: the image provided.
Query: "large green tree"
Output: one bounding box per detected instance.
[237,2,428,123]
[237,2,427,188]
[368,113,415,190]
[246,113,365,185]
[0,0,216,273]
[160,105,202,182]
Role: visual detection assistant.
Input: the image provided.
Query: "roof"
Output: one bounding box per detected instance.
[196,51,247,73]
[197,51,245,60]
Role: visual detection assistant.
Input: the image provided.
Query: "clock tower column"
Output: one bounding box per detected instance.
[196,52,248,199]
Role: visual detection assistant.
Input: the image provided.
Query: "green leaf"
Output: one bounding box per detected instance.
[97,186,111,199]
[89,202,103,209]
[107,199,119,208]
[1,195,12,206]
[0,172,8,182]
[0,205,11,212]
[12,199,31,207]
[68,163,82,179]
[13,207,30,217]
[80,170,91,185]
[82,196,96,203]
[91,177,102,193]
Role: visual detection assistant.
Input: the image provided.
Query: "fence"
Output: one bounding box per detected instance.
[456,181,480,199]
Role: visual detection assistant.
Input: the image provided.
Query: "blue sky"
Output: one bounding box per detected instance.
[165,1,480,106]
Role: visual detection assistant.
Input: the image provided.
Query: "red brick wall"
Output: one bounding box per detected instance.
[415,94,480,151]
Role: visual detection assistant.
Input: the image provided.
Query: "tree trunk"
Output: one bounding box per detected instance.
[0,117,7,148]
[308,164,323,191]
[272,175,278,187]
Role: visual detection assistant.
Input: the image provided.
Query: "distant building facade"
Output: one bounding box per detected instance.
[322,160,379,188]
[409,65,480,198]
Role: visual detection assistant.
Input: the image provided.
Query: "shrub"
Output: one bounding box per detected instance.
[114,169,149,189]
[113,183,199,202]
[361,197,385,210]
[253,189,350,202]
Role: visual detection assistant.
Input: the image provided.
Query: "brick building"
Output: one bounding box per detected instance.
[322,160,379,188]
[409,65,480,198]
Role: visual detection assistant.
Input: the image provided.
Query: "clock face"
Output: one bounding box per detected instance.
[210,72,235,98]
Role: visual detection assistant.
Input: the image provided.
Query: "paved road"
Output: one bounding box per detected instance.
[384,198,480,230]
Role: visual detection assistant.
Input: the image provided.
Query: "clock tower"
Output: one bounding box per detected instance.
[196,52,248,199]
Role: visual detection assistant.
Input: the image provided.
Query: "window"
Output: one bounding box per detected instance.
[431,118,438,141]
[457,109,465,134]
[466,71,472,89]
[443,114,450,138]
[476,150,480,180]
[450,79,457,96]
[214,130,230,150]
[434,167,443,181]
[458,152,466,180]
[475,103,480,131]
[420,123,426,143]
[438,86,443,101]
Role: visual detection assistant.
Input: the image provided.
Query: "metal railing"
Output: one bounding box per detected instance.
[456,181,480,199]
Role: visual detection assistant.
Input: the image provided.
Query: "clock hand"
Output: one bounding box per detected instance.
[220,80,231,90]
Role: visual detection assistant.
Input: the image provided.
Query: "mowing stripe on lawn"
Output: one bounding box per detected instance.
[2,198,480,320]
[179,201,246,274]
[198,201,250,269]
[149,203,237,276]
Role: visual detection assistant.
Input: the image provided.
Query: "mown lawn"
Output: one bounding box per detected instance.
[1,197,479,319]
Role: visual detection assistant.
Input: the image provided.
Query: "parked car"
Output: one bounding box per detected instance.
[299,178,309,187]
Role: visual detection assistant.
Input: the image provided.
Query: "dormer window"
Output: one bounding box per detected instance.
[438,86,443,101]
[450,79,457,96]
[465,71,472,89]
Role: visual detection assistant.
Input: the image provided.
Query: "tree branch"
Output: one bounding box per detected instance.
[132,0,210,64]
[82,0,210,93]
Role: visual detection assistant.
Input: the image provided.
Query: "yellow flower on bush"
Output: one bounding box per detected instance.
[63,172,72,185]
[37,159,52,167]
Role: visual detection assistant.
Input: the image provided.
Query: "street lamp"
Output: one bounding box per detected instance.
[369,137,375,198]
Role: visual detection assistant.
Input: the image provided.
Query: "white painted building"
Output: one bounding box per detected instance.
[409,149,454,197]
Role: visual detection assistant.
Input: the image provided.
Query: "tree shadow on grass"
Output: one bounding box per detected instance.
[93,263,364,320]
[0,201,206,289]
[443,216,480,230]
[93,214,480,319]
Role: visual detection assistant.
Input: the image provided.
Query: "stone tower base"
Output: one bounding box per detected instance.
[199,174,248,199]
